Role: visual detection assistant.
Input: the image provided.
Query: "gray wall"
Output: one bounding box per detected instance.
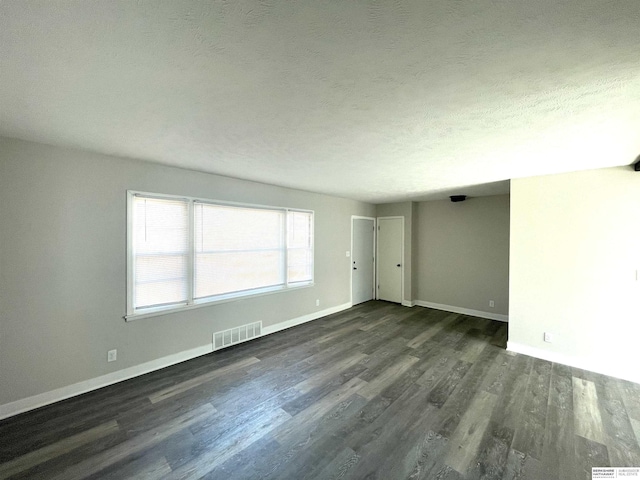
[416,195,510,316]
[0,137,374,406]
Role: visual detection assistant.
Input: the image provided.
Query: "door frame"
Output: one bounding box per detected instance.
[350,215,377,306]
[375,216,404,303]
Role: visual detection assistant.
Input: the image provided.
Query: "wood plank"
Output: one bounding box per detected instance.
[511,358,551,460]
[0,420,119,480]
[572,377,606,444]
[310,447,360,479]
[548,362,574,412]
[596,376,640,466]
[49,403,215,480]
[404,430,450,480]
[98,453,172,480]
[459,335,490,363]
[490,356,532,432]
[444,390,498,474]
[407,313,459,349]
[316,319,367,344]
[501,449,544,480]
[416,350,458,389]
[477,352,513,395]
[357,336,412,378]
[427,360,473,408]
[345,387,440,479]
[631,418,640,446]
[358,313,396,332]
[541,405,577,480]
[280,354,368,417]
[359,329,409,357]
[538,362,577,479]
[357,354,421,400]
[464,422,514,480]
[216,339,369,414]
[148,356,260,403]
[273,377,367,445]
[294,352,368,394]
[574,435,610,480]
[348,383,431,452]
[620,379,640,423]
[501,449,526,480]
[263,397,368,480]
[162,407,292,479]
[433,346,500,439]
[320,310,364,328]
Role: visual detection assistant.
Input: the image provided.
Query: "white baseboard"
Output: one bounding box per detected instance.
[262,302,352,336]
[0,302,352,420]
[507,341,640,385]
[0,343,213,421]
[401,300,415,307]
[414,300,508,322]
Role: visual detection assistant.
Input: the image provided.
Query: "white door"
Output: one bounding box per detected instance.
[377,217,403,303]
[352,217,375,305]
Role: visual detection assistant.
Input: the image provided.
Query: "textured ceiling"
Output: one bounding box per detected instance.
[1,1,639,203]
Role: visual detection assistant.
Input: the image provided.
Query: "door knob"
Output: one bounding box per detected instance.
[353,267,357,270]
[397,264,401,267]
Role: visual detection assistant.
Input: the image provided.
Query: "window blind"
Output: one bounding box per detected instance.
[127,191,314,318]
[287,210,313,284]
[195,203,286,299]
[132,196,189,311]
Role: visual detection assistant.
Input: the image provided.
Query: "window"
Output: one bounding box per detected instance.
[127,192,313,318]
[131,196,190,311]
[194,203,285,299]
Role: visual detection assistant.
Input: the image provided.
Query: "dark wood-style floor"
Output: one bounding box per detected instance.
[1,302,640,479]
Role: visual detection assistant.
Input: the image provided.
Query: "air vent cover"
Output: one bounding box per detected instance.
[213,321,262,351]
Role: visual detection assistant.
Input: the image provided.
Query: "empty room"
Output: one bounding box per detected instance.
[1,1,639,479]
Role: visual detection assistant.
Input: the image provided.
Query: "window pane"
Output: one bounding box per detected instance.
[195,203,285,299]
[133,196,189,309]
[287,211,313,284]
[287,248,313,284]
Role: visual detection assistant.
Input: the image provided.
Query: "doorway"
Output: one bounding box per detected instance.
[351,216,375,305]
[376,216,403,303]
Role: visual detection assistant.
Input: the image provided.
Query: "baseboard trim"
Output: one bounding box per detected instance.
[0,343,213,421]
[0,302,353,420]
[507,341,640,385]
[401,300,415,307]
[262,302,352,336]
[414,300,508,322]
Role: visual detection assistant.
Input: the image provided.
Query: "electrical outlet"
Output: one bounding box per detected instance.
[544,332,553,343]
[316,299,320,307]
[489,300,495,308]
[107,349,117,362]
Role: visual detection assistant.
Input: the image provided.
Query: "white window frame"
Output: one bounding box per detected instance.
[126,191,314,321]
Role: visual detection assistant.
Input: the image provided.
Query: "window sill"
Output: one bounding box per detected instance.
[124,282,314,322]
